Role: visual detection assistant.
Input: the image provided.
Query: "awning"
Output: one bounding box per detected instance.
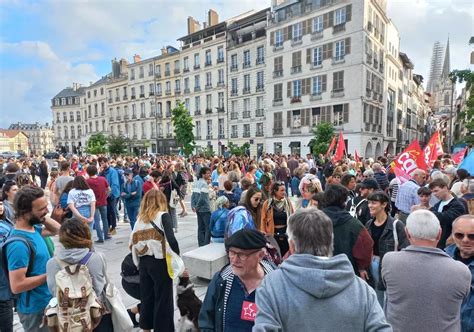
[289,141,301,148]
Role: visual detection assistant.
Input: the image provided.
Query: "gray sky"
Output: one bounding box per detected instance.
[0,0,472,128]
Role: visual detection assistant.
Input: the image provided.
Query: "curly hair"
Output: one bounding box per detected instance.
[59,219,92,250]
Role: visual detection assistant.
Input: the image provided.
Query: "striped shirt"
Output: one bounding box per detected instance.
[389,178,400,202]
[395,180,420,214]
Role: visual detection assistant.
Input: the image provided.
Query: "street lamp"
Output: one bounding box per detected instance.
[448,77,455,152]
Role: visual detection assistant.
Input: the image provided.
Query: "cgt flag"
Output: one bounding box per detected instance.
[423,132,443,167]
[334,132,345,161]
[393,140,427,182]
[452,147,468,165]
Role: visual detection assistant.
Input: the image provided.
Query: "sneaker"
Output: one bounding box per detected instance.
[104,236,112,240]
[110,228,117,235]
[95,240,104,244]
[180,212,188,217]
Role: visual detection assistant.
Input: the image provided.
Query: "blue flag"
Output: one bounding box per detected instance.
[459,150,474,175]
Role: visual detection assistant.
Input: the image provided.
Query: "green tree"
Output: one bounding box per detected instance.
[85,133,108,154]
[202,146,215,158]
[107,134,130,155]
[310,122,335,155]
[449,69,474,145]
[171,102,195,156]
[228,142,250,156]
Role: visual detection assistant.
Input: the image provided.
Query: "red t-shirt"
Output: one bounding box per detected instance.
[143,181,156,195]
[87,176,109,207]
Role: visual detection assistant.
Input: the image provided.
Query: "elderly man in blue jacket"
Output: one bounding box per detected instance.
[445,215,474,332]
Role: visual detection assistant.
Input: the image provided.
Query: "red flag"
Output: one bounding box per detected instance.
[355,150,361,163]
[334,132,345,161]
[452,147,467,164]
[325,136,336,157]
[423,132,443,167]
[393,140,427,178]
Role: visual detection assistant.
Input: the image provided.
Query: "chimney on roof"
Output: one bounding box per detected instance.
[119,58,128,75]
[161,47,168,55]
[133,54,141,63]
[187,16,201,34]
[72,83,79,91]
[208,9,218,26]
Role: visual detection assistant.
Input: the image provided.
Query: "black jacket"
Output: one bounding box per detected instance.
[366,215,409,289]
[431,197,467,249]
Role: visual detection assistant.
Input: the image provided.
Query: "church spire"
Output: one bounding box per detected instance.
[441,37,450,78]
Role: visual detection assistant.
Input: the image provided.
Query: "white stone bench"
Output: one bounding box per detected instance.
[182,243,229,280]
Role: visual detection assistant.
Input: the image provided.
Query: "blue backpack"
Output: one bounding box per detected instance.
[225,206,256,240]
[0,220,36,303]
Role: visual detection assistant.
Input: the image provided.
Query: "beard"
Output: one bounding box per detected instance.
[28,215,45,226]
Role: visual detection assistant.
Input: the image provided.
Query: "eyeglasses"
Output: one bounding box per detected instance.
[228,249,261,261]
[454,233,474,241]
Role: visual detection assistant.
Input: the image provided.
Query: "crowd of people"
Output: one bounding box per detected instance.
[0,150,472,331]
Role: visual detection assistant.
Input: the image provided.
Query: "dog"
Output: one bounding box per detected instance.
[176,275,202,332]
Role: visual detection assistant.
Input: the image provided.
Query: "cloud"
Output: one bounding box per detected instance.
[0,41,59,61]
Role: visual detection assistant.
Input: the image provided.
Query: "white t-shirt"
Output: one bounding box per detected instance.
[67,189,96,208]
[437,197,454,213]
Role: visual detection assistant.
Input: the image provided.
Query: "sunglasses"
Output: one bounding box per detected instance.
[454,233,474,241]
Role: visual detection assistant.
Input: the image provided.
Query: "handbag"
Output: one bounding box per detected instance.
[99,255,134,332]
[169,189,179,208]
[150,213,185,280]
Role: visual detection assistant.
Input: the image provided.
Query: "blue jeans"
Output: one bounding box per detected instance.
[370,256,385,306]
[77,205,93,231]
[125,204,139,230]
[94,205,109,241]
[107,196,118,229]
[196,212,211,246]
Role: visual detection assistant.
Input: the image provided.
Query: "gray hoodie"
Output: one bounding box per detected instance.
[253,254,391,332]
[46,245,107,303]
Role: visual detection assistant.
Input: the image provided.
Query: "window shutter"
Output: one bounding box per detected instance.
[282,28,288,41]
[287,25,292,41]
[346,5,352,22]
[305,108,311,126]
[341,71,345,89]
[329,11,334,27]
[328,43,333,59]
[322,44,328,60]
[345,37,351,54]
[306,19,312,34]
[306,48,311,64]
[306,78,311,95]
[323,13,329,29]
[287,82,292,97]
[287,110,292,127]
[302,20,307,35]
[270,31,275,46]
[343,103,349,122]
[333,72,338,91]
[322,75,327,92]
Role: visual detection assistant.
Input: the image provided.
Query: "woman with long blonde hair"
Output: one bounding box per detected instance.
[129,189,180,332]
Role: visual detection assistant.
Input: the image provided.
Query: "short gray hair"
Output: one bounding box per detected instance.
[406,210,440,241]
[287,208,333,257]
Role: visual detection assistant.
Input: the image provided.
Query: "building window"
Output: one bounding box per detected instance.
[194,53,200,68]
[206,94,212,110]
[207,120,212,138]
[243,50,250,67]
[274,83,283,101]
[231,54,238,69]
[165,63,170,75]
[218,69,224,84]
[335,7,346,25]
[293,80,302,97]
[256,123,263,136]
[257,46,264,63]
[292,22,302,41]
[101,102,105,115]
[334,40,345,60]
[274,56,283,76]
[218,92,224,108]
[218,118,224,137]
[156,84,161,95]
[183,58,189,71]
[313,15,323,33]
[195,96,201,113]
[217,46,224,62]
[201,50,210,66]
[149,83,154,95]
[185,98,190,111]
[148,63,154,76]
[184,77,189,90]
[206,72,212,87]
[174,60,180,71]
[333,104,349,126]
[313,47,322,66]
[257,96,264,110]
[312,76,322,95]
[291,51,302,73]
[140,85,145,95]
[231,78,238,95]
[275,29,283,47]
[244,74,250,92]
[231,125,238,138]
[194,75,200,89]
[139,66,144,78]
[257,71,264,90]
[243,124,250,137]
[175,80,181,91]
[333,71,344,92]
[195,121,201,138]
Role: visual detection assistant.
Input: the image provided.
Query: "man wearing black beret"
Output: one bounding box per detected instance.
[199,229,275,331]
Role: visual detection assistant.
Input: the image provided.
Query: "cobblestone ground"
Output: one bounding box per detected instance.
[14,193,209,331]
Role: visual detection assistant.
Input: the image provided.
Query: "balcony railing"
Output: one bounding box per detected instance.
[311,93,322,101]
[255,109,264,117]
[116,116,122,121]
[183,67,189,73]
[243,62,251,69]
[256,131,264,137]
[243,111,251,118]
[149,92,155,96]
[165,71,170,76]
[218,133,225,139]
[174,69,180,74]
[273,70,283,78]
[217,57,224,63]
[231,112,238,120]
[243,131,250,138]
[167,133,173,138]
[256,58,264,65]
[256,85,264,92]
[230,65,238,72]
[194,87,201,92]
[124,115,129,120]
[205,61,212,67]
[165,90,171,96]
[194,64,200,70]
[231,90,238,96]
[333,23,346,34]
[291,65,302,74]
[331,89,345,98]
[243,87,251,94]
[273,127,283,135]
[291,96,301,103]
[108,98,113,103]
[195,110,201,116]
[155,73,161,78]
[217,81,225,87]
[205,84,213,90]
[231,132,238,138]
[175,88,181,94]
[140,93,145,98]
[205,108,213,114]
[184,88,190,94]
[123,95,128,100]
[273,99,283,106]
[217,107,225,113]
[195,135,201,140]
[115,97,120,102]
[206,134,213,139]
